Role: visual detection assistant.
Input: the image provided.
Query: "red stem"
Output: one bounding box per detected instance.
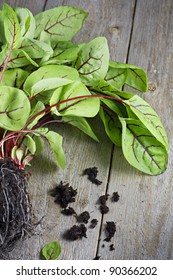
[0,23,16,82]
[25,94,124,128]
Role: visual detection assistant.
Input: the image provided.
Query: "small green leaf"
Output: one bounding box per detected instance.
[74,37,109,84]
[21,50,39,67]
[91,79,134,100]
[3,4,21,48]
[19,38,53,59]
[50,81,100,118]
[23,65,79,96]
[31,77,73,96]
[99,106,122,146]
[16,147,24,163]
[15,7,36,39]
[41,241,61,260]
[120,118,168,175]
[33,134,45,155]
[0,86,30,130]
[45,131,66,169]
[0,68,29,88]
[11,145,17,160]
[43,43,79,66]
[27,101,45,129]
[23,135,36,154]
[105,61,148,92]
[124,95,168,149]
[35,6,88,44]
[0,45,38,69]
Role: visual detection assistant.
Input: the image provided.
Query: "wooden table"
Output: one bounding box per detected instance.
[1,0,173,260]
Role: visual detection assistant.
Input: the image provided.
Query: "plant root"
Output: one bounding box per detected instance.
[0,158,32,258]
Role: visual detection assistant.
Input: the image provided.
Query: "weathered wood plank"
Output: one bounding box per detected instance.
[0,0,46,14]
[98,0,173,260]
[1,0,136,259]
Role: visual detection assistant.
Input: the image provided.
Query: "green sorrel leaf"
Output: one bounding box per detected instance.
[23,135,36,154]
[50,81,100,117]
[0,68,29,88]
[74,37,109,84]
[45,131,66,169]
[43,41,79,65]
[105,61,148,92]
[23,65,79,96]
[0,86,30,130]
[3,4,21,48]
[124,95,168,149]
[35,6,88,44]
[27,101,45,129]
[99,106,122,146]
[19,38,53,59]
[120,118,168,175]
[15,7,35,40]
[41,241,61,260]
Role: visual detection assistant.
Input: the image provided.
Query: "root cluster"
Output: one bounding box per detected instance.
[0,158,32,257]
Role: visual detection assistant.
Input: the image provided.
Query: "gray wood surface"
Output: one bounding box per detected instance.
[1,0,173,260]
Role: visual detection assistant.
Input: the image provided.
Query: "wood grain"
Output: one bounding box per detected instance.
[0,0,46,14]
[98,0,173,260]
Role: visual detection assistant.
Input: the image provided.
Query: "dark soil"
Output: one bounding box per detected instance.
[104,221,116,242]
[110,244,115,251]
[111,192,120,202]
[100,205,109,214]
[61,207,76,216]
[50,181,77,208]
[76,211,90,224]
[63,224,87,241]
[83,167,102,185]
[90,219,98,229]
[0,158,32,257]
[98,194,109,214]
[99,194,109,204]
